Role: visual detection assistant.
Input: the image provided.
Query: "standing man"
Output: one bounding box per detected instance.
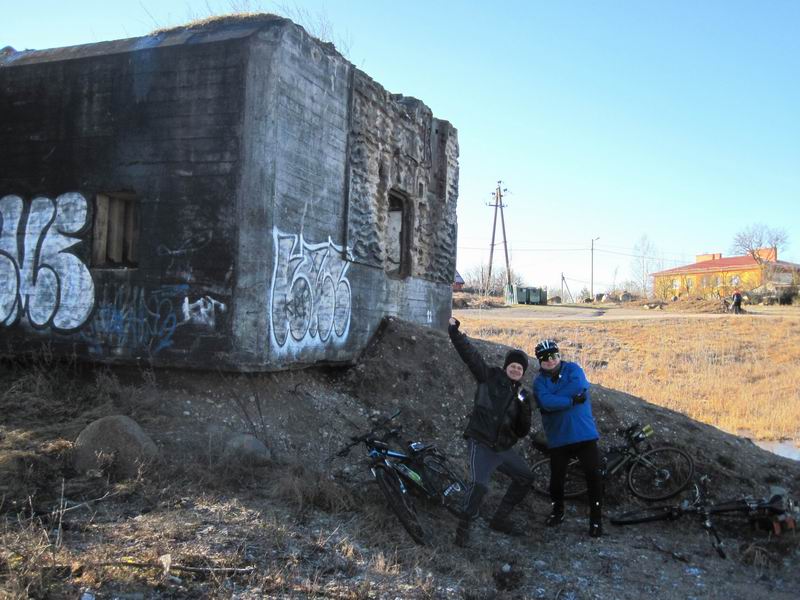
[731,289,743,314]
[532,339,604,537]
[448,317,534,547]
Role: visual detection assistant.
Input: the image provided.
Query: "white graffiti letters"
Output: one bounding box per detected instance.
[269,228,352,355]
[0,192,95,331]
[182,295,226,328]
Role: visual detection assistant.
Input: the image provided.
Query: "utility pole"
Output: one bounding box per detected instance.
[591,236,600,301]
[485,181,512,293]
[562,273,575,304]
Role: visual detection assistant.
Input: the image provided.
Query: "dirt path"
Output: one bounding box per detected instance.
[454,304,800,321]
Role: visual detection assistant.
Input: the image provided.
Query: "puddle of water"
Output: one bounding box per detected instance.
[755,440,800,461]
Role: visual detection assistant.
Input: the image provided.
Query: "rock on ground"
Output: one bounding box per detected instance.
[73,415,158,479]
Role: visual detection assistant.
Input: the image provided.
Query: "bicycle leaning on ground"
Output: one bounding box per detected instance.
[610,475,799,558]
[528,422,695,501]
[336,409,468,545]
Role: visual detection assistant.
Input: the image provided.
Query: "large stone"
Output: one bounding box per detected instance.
[222,433,272,467]
[73,415,158,479]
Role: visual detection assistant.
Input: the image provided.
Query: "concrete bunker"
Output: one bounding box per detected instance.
[0,15,459,371]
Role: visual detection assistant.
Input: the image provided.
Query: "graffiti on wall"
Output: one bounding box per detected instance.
[0,192,95,331]
[80,283,228,356]
[156,231,213,281]
[182,295,226,328]
[269,227,352,355]
[80,283,188,355]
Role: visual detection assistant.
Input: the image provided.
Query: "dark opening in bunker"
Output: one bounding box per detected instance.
[92,192,139,267]
[386,190,411,278]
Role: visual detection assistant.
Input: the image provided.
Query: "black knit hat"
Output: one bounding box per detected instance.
[503,349,529,373]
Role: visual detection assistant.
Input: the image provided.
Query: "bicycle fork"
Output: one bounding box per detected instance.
[371,463,412,495]
[701,512,727,559]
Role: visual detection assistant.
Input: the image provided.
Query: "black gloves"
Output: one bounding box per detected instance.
[517,388,530,403]
[572,391,587,405]
[448,317,461,335]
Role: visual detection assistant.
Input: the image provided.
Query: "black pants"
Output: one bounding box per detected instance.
[549,439,603,507]
[461,439,534,518]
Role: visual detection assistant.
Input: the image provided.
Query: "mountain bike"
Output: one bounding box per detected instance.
[336,409,468,545]
[528,422,695,501]
[611,475,799,558]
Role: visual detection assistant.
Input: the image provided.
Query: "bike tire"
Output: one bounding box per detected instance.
[628,446,694,501]
[610,504,682,525]
[421,455,468,516]
[529,457,588,499]
[374,467,427,545]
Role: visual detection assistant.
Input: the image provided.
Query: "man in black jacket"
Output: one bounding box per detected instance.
[449,317,534,546]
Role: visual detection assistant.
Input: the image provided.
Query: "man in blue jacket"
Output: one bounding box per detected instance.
[532,339,603,537]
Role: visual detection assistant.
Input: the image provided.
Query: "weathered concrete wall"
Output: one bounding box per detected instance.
[259,24,354,367]
[251,24,459,369]
[0,36,247,366]
[0,17,459,371]
[346,73,459,285]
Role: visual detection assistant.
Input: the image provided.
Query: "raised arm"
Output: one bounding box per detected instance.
[448,318,489,382]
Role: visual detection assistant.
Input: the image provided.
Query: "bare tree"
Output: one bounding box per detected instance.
[731,224,788,263]
[461,264,488,292]
[630,234,659,297]
[460,264,525,295]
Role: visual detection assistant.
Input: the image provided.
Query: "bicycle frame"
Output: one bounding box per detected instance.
[611,476,799,558]
[365,439,431,495]
[336,410,467,544]
[338,412,460,502]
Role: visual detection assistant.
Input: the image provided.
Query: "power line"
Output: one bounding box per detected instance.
[593,248,687,265]
[458,245,587,252]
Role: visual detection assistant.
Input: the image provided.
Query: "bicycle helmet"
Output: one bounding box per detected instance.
[534,339,559,361]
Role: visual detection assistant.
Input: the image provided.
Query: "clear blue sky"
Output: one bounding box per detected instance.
[4,0,799,294]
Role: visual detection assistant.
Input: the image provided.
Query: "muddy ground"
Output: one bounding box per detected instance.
[1,317,798,599]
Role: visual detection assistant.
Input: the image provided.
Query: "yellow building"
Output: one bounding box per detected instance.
[651,247,800,299]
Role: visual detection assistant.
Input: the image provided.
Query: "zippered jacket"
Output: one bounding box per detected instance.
[449,328,532,451]
[533,361,598,448]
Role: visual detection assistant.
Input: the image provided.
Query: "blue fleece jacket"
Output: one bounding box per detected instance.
[533,361,599,448]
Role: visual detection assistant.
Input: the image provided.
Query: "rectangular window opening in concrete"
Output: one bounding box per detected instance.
[387,190,411,278]
[92,192,139,267]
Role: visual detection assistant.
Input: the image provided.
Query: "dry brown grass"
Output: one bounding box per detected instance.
[457,315,800,440]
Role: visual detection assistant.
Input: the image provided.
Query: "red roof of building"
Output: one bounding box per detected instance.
[652,255,800,277]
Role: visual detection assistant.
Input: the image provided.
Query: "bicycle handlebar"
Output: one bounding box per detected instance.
[335,409,403,457]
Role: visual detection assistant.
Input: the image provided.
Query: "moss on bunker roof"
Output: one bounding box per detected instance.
[148,12,287,35]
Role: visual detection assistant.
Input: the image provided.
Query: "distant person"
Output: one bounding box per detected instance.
[532,339,604,538]
[447,317,534,547]
[731,290,743,314]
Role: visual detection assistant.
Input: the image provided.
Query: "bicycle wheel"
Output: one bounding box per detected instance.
[421,455,468,516]
[374,467,427,544]
[610,504,681,525]
[529,457,588,499]
[628,446,694,501]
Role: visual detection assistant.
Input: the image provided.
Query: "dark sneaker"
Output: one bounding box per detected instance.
[589,501,602,537]
[545,511,565,526]
[589,520,603,538]
[489,516,524,537]
[455,520,470,547]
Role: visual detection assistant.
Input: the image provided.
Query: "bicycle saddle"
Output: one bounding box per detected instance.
[370,439,391,451]
[408,441,435,454]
